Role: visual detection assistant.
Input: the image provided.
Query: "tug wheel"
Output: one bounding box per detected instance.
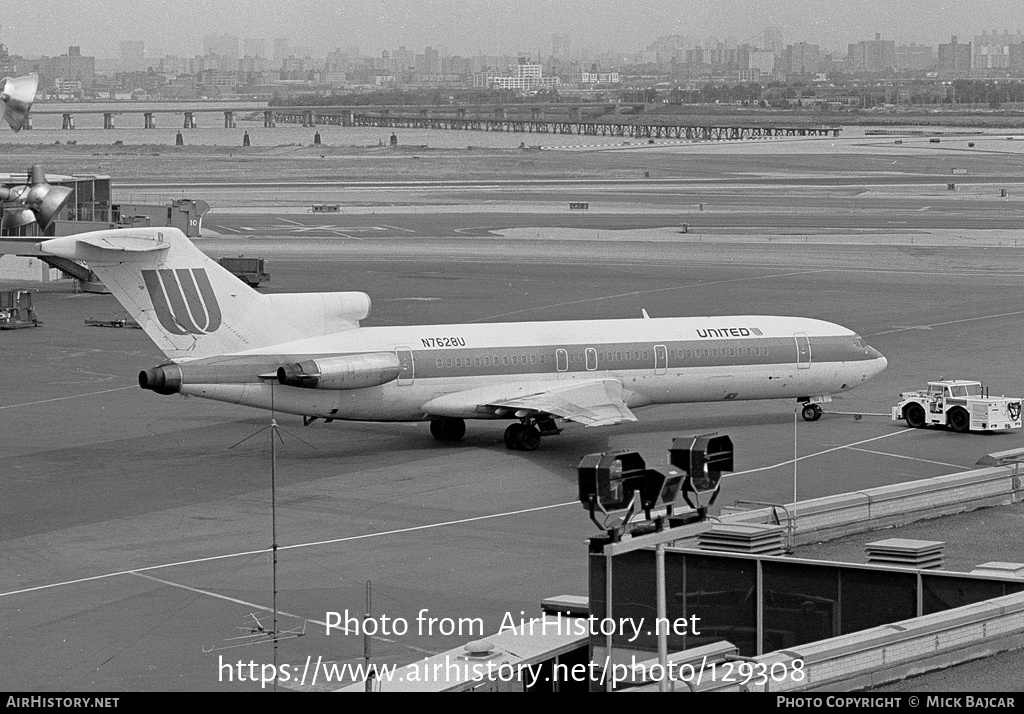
[947,407,971,433]
[904,403,927,429]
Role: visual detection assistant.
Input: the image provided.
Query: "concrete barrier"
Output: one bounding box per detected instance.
[719,465,1022,546]
[629,591,1024,692]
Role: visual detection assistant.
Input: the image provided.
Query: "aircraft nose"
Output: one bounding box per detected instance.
[868,346,887,373]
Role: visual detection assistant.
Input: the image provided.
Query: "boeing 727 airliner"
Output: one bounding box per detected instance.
[39,228,887,451]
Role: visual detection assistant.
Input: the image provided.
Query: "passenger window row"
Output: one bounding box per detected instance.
[436,354,547,369]
[432,344,769,370]
[669,346,768,359]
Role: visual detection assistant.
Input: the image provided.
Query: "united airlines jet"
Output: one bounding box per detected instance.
[39,228,887,451]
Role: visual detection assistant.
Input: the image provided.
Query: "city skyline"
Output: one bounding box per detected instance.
[3,0,1022,59]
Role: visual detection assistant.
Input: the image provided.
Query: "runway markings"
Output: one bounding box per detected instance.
[132,572,314,626]
[0,501,577,601]
[846,447,967,470]
[0,385,135,410]
[869,308,1024,337]
[724,429,911,480]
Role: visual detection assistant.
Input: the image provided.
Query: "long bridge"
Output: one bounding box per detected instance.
[25,103,841,139]
[313,113,841,139]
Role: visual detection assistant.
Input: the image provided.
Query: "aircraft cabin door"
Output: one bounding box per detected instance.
[794,333,811,370]
[654,344,667,375]
[396,346,415,385]
[556,348,569,379]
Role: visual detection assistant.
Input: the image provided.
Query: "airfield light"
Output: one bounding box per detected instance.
[670,433,734,515]
[578,434,735,537]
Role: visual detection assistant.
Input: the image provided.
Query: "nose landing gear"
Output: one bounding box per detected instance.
[801,403,823,421]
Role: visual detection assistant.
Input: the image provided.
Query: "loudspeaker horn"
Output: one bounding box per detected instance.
[25,165,73,230]
[1,73,38,132]
[0,165,73,232]
[1,207,37,231]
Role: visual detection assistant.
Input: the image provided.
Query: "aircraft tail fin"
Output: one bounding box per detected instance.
[39,228,307,359]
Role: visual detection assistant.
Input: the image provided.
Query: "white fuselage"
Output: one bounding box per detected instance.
[169,314,887,423]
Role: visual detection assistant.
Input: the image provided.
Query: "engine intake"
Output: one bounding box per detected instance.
[139,365,183,395]
[277,352,402,390]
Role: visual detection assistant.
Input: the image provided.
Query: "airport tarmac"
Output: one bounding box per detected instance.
[4,229,1024,691]
[3,133,1024,691]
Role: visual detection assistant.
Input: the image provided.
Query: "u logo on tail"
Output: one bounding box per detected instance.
[142,268,222,335]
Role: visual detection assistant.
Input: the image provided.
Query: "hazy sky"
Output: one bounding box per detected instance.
[4,1,1022,58]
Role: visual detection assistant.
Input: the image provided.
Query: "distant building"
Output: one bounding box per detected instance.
[160,55,193,74]
[203,34,239,60]
[273,38,290,63]
[1011,43,1024,71]
[33,46,96,90]
[937,36,972,74]
[578,71,619,84]
[847,34,896,73]
[735,68,764,82]
[972,31,1023,69]
[417,46,441,75]
[199,69,239,88]
[747,50,775,75]
[472,70,501,88]
[119,40,145,72]
[895,43,935,72]
[0,40,17,75]
[763,27,784,56]
[54,78,82,95]
[784,42,821,76]
[487,58,560,90]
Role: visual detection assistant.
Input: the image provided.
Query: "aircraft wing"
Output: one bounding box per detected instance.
[421,379,637,427]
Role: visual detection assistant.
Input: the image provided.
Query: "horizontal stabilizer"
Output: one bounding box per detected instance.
[38,232,171,262]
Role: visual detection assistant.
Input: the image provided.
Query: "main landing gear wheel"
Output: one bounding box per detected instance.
[430,417,466,442]
[503,423,541,451]
[801,403,823,422]
[904,403,927,429]
[947,407,971,433]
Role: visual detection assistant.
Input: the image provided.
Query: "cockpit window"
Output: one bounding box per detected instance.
[853,335,867,349]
